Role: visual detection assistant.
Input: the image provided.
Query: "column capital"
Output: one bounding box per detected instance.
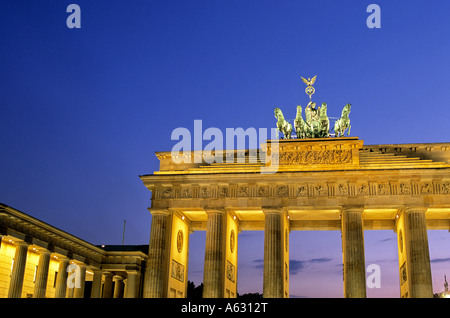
[341,206,365,214]
[204,208,227,214]
[33,247,52,256]
[103,271,114,278]
[149,208,170,216]
[262,207,284,215]
[14,240,30,247]
[403,206,428,214]
[113,275,124,282]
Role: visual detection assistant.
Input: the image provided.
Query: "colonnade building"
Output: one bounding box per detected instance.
[1,137,450,298]
[0,203,147,298]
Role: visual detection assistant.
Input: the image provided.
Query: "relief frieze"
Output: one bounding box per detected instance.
[278,150,352,165]
[154,180,449,199]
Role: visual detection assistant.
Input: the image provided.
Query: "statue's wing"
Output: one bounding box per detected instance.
[310,75,317,85]
[301,77,309,85]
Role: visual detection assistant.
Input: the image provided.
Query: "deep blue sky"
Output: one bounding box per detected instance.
[1,1,449,297]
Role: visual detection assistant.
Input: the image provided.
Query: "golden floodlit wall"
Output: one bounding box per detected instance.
[45,257,60,298]
[283,213,289,298]
[396,211,408,298]
[22,249,39,297]
[0,240,15,297]
[167,213,189,298]
[224,213,238,298]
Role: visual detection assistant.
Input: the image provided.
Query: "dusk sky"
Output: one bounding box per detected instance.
[1,1,450,298]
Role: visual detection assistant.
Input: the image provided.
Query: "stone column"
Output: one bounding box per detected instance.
[125,270,140,298]
[202,209,226,298]
[397,206,433,298]
[113,275,125,298]
[341,207,366,298]
[33,249,51,298]
[54,257,69,298]
[143,210,170,298]
[73,264,86,298]
[102,272,114,298]
[8,241,29,298]
[263,209,287,298]
[90,269,103,298]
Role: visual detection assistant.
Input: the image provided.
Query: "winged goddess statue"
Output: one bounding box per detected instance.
[301,75,317,102]
[301,75,317,87]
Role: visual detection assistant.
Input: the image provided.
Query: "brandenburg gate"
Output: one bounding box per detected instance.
[139,77,450,298]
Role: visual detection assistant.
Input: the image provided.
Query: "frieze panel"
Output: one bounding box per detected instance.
[421,182,433,195]
[257,186,268,197]
[181,187,192,198]
[238,186,249,197]
[226,261,236,283]
[314,184,328,196]
[337,183,349,196]
[358,183,370,196]
[296,185,308,197]
[399,183,411,195]
[277,185,288,197]
[278,150,352,165]
[163,187,173,198]
[152,180,450,201]
[200,187,209,198]
[219,186,229,198]
[442,182,450,194]
[378,183,390,195]
[171,259,185,282]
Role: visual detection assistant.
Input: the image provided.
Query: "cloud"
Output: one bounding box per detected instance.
[308,258,333,264]
[290,258,333,275]
[289,294,308,298]
[251,258,333,275]
[252,259,264,270]
[378,237,395,243]
[289,260,306,275]
[431,257,450,264]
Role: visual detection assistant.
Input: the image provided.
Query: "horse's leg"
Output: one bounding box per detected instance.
[347,125,351,136]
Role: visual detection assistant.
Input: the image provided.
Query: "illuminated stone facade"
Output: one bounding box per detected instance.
[140,137,450,298]
[1,137,449,298]
[0,204,147,298]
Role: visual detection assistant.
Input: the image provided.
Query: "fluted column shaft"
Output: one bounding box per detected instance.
[125,270,140,298]
[102,272,114,298]
[113,275,125,298]
[55,257,69,298]
[33,250,51,298]
[73,265,86,298]
[143,210,170,298]
[8,241,29,298]
[90,270,102,298]
[403,207,433,298]
[203,210,226,298]
[263,210,284,298]
[341,207,366,298]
